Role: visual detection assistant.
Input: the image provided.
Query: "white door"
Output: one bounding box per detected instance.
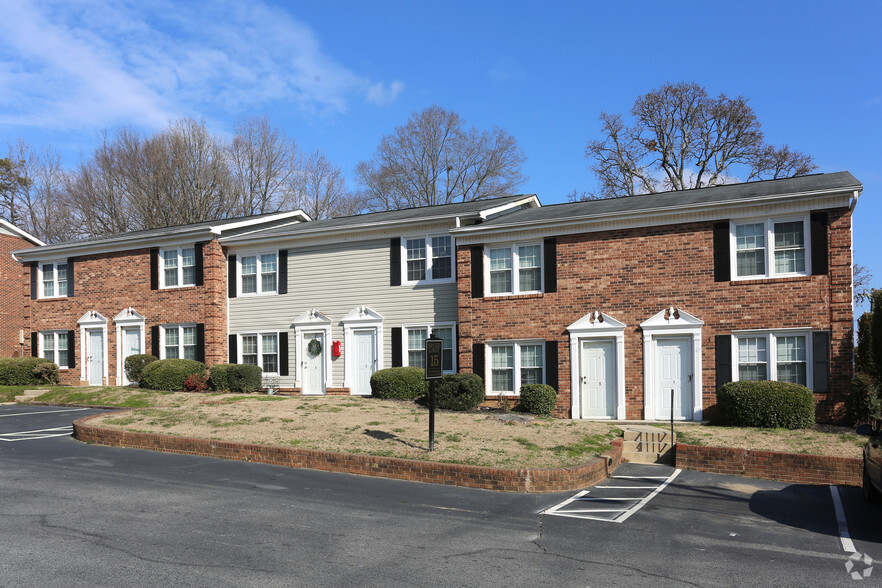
[656,337,692,420]
[581,339,615,419]
[302,332,325,395]
[88,330,104,386]
[121,327,141,385]
[353,330,376,396]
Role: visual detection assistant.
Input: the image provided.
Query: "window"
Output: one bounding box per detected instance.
[160,247,196,288]
[485,243,543,295]
[734,331,809,387]
[41,331,70,368]
[402,235,453,284]
[731,218,808,279]
[240,333,278,374]
[487,342,545,395]
[40,262,68,298]
[403,325,455,372]
[163,325,197,360]
[240,252,278,295]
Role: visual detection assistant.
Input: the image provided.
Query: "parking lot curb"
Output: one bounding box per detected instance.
[72,412,624,493]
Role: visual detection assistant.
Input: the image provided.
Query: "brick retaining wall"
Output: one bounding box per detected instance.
[675,443,862,487]
[73,414,623,493]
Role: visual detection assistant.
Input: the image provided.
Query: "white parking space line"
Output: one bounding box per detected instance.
[616,469,682,523]
[830,485,856,553]
[0,407,90,418]
[0,426,73,442]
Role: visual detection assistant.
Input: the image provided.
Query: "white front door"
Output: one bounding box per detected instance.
[655,337,692,420]
[352,330,376,396]
[88,329,105,386]
[302,332,325,395]
[581,339,615,419]
[121,327,141,385]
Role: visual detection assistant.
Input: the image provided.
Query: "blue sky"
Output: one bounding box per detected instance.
[1,0,879,309]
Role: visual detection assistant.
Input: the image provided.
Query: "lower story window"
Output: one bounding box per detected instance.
[735,331,809,387]
[488,341,544,395]
[41,331,70,368]
[404,325,455,372]
[163,325,197,360]
[240,333,278,374]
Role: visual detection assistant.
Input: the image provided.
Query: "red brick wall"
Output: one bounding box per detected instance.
[457,208,853,422]
[0,234,38,357]
[25,239,228,384]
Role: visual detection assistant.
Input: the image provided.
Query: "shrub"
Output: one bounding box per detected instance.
[717,380,815,429]
[125,354,158,384]
[519,384,558,416]
[0,357,58,385]
[434,373,485,411]
[183,373,208,392]
[849,373,882,425]
[140,359,206,392]
[208,364,262,393]
[370,367,427,400]
[32,361,60,384]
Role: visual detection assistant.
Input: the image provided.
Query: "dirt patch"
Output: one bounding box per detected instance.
[671,422,864,459]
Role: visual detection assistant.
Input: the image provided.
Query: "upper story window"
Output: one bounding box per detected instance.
[486,242,543,295]
[240,332,279,374]
[488,341,545,395]
[40,262,68,298]
[734,331,810,387]
[162,324,198,360]
[402,235,453,284]
[41,331,70,368]
[403,324,455,373]
[731,217,809,280]
[161,247,196,288]
[240,252,277,295]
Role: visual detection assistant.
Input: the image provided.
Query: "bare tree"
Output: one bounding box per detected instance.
[6,140,73,243]
[298,149,359,220]
[229,116,300,216]
[586,82,816,198]
[0,156,30,225]
[855,263,874,306]
[355,105,527,210]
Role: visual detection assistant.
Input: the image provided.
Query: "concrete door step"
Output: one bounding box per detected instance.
[14,389,48,402]
[620,425,675,465]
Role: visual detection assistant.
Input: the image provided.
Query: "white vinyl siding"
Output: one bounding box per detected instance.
[731,217,809,279]
[734,331,810,387]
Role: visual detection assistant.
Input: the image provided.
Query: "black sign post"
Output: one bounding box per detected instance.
[425,333,443,451]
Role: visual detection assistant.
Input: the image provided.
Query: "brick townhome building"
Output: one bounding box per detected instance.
[453,172,860,422]
[0,220,45,357]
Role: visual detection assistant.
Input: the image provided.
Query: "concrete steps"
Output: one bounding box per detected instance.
[621,425,676,464]
[14,389,48,403]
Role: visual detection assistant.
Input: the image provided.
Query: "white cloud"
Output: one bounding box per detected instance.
[0,0,404,132]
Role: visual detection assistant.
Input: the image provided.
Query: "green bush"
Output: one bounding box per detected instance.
[0,357,59,385]
[207,364,262,393]
[519,384,558,416]
[125,354,157,384]
[370,367,427,400]
[849,373,882,425]
[140,359,206,392]
[717,380,815,429]
[434,373,485,411]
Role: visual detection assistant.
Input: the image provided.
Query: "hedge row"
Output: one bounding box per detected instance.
[0,357,60,385]
[208,364,263,393]
[717,380,815,429]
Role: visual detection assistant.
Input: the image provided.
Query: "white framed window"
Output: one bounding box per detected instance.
[487,341,545,395]
[39,261,68,298]
[239,251,278,295]
[239,332,279,374]
[733,330,811,387]
[401,234,454,284]
[403,324,456,373]
[730,217,810,279]
[40,331,70,368]
[162,324,198,360]
[485,242,543,295]
[160,246,196,288]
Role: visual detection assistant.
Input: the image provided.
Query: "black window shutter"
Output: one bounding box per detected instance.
[715,335,732,389]
[67,330,76,368]
[228,334,238,364]
[196,323,205,363]
[390,238,401,286]
[470,246,484,298]
[543,238,557,293]
[278,249,288,294]
[151,325,160,358]
[391,327,402,367]
[810,212,828,275]
[66,258,75,297]
[31,332,38,357]
[194,242,205,286]
[279,332,289,376]
[227,255,237,298]
[713,222,730,282]
[472,342,485,380]
[812,331,830,393]
[545,340,559,391]
[149,248,159,290]
[30,263,37,299]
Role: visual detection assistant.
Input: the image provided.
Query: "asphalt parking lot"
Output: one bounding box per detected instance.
[1,403,880,586]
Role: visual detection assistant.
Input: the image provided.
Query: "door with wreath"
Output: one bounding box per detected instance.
[302,332,325,395]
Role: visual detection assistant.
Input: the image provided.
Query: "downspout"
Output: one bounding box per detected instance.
[849,189,861,378]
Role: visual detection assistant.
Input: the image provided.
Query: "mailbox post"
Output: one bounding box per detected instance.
[425,332,443,451]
